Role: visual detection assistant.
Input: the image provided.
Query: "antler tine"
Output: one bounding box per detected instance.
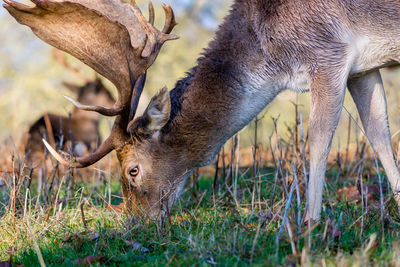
[129,1,178,58]
[3,0,35,13]
[161,3,177,34]
[148,2,155,26]
[129,73,147,122]
[130,2,157,57]
[6,0,179,168]
[43,136,116,168]
[63,95,123,116]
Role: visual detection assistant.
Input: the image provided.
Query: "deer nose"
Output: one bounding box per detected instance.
[143,191,148,195]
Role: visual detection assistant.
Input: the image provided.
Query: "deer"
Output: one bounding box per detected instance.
[25,77,115,167]
[4,0,400,223]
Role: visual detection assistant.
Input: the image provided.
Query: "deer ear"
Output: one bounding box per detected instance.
[62,82,80,94]
[141,87,171,133]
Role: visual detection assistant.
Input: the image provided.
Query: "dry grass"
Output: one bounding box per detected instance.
[1,111,400,266]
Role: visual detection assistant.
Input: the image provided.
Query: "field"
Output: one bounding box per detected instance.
[2,0,400,266]
[1,117,400,266]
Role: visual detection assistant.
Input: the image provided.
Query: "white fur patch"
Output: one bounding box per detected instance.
[350,35,395,75]
[285,65,311,93]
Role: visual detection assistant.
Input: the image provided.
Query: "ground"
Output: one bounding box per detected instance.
[1,154,400,266]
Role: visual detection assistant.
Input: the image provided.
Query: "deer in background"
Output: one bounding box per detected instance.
[24,52,115,167]
[4,0,400,223]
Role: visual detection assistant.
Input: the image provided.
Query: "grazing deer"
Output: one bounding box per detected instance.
[25,78,115,166]
[4,0,400,222]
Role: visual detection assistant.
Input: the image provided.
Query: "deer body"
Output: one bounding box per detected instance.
[25,79,115,164]
[122,0,400,218]
[5,0,400,221]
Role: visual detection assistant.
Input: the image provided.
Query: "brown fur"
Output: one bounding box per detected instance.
[6,0,400,221]
[121,0,400,218]
[25,79,114,166]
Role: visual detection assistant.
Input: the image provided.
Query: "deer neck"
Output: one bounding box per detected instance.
[164,36,283,167]
[162,1,324,167]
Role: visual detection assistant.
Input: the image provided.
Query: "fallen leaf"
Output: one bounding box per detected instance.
[83,255,103,266]
[243,223,257,231]
[173,215,185,223]
[106,203,124,213]
[337,186,360,202]
[337,184,381,203]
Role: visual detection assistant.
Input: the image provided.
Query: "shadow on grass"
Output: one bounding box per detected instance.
[9,198,400,266]
[2,171,400,266]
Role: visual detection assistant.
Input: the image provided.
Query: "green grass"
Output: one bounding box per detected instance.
[1,163,400,266]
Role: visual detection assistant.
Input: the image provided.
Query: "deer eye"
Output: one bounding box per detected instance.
[129,166,139,177]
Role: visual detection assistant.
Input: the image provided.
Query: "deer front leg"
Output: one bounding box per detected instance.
[308,77,347,222]
[348,70,400,210]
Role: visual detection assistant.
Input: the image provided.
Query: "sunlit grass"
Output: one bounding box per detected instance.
[1,164,400,266]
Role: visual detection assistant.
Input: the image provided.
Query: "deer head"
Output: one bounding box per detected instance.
[63,79,116,117]
[4,0,181,218]
[53,49,116,111]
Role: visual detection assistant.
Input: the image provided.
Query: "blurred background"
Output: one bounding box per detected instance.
[3,3,400,264]
[1,0,400,162]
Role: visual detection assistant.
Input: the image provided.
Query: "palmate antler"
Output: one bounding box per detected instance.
[3,0,178,167]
